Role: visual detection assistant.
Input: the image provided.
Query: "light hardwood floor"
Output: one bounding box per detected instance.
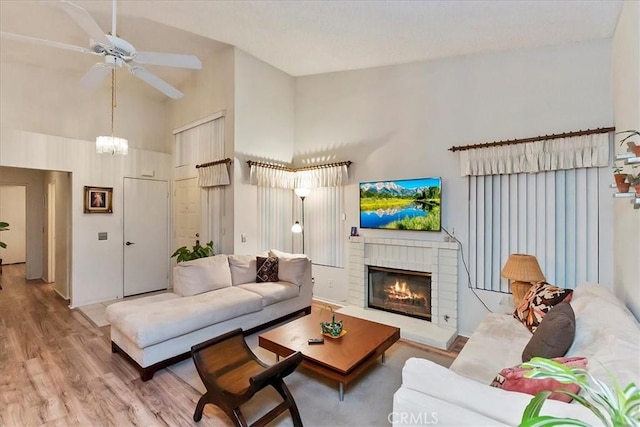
[0,264,228,427]
[1,264,465,426]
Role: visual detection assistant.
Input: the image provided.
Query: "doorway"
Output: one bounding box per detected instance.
[46,181,56,283]
[0,185,27,265]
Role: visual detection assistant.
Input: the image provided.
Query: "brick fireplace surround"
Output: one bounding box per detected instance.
[338,237,458,350]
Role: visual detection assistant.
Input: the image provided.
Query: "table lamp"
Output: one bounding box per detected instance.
[501,254,545,305]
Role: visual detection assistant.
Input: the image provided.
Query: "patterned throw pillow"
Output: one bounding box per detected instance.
[513,281,573,332]
[256,256,279,283]
[490,356,587,403]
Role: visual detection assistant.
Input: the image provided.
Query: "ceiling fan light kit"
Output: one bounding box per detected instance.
[1,0,202,99]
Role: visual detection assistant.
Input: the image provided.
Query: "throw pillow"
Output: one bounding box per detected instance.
[172,254,232,296]
[513,281,573,332]
[228,254,258,285]
[256,256,279,283]
[522,302,575,362]
[490,356,588,403]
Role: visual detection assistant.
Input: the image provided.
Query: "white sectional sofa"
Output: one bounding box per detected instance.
[393,283,640,426]
[106,251,313,380]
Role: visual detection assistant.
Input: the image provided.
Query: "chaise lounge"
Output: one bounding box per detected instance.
[106,250,313,380]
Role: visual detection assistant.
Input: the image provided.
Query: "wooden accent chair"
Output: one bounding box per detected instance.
[191,328,303,426]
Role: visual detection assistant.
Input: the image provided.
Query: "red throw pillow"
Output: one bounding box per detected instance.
[490,356,587,403]
[514,281,573,332]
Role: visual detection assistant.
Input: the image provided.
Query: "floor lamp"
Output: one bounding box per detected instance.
[292,188,310,253]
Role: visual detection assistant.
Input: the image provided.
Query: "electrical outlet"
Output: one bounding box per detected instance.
[328,279,334,288]
[241,233,246,243]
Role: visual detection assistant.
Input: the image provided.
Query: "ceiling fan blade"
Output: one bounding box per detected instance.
[128,65,183,99]
[0,31,97,55]
[81,63,113,88]
[133,51,202,69]
[59,0,111,47]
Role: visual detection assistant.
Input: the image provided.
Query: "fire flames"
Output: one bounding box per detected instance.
[385,280,427,306]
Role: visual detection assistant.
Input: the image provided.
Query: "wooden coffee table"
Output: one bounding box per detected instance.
[258,312,400,401]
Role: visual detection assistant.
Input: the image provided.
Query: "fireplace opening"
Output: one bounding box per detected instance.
[368,266,431,321]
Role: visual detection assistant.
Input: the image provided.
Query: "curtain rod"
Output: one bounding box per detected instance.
[246,160,352,172]
[448,127,615,152]
[195,158,232,169]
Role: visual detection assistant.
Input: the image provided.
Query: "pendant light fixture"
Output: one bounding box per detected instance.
[96,68,128,155]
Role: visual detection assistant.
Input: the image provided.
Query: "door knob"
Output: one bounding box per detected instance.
[126,241,135,246]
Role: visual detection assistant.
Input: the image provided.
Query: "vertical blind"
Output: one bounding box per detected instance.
[469,167,600,292]
[304,186,345,267]
[257,186,293,253]
[174,116,226,248]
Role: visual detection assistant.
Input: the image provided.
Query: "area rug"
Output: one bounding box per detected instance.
[168,332,454,427]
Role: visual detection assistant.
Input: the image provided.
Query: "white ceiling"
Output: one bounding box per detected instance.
[0,0,623,99]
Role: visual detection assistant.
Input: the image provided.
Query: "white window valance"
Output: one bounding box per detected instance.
[197,159,231,188]
[248,161,351,188]
[460,133,610,176]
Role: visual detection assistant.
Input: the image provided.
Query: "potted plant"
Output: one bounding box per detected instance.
[617,129,640,157]
[0,221,8,275]
[613,166,630,193]
[519,357,640,427]
[628,171,640,197]
[320,305,344,337]
[0,221,8,249]
[171,240,215,263]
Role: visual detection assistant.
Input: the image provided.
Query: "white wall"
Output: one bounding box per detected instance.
[612,1,640,319]
[0,129,171,307]
[0,167,44,279]
[0,62,168,152]
[295,40,614,335]
[233,49,295,254]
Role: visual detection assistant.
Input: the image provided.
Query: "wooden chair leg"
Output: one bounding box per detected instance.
[193,394,208,422]
[272,380,303,427]
[231,407,249,427]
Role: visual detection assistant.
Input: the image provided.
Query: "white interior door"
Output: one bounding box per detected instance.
[0,185,26,264]
[124,178,169,296]
[174,178,200,249]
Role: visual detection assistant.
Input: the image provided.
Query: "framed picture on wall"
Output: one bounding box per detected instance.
[84,186,113,213]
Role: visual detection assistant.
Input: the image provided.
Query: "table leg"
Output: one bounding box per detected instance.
[339,383,344,401]
[382,351,386,364]
[276,354,280,362]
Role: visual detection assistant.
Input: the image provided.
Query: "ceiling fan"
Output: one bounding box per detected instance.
[0,0,202,99]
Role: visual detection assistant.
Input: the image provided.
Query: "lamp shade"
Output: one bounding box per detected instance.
[501,254,545,282]
[291,221,303,233]
[294,188,311,198]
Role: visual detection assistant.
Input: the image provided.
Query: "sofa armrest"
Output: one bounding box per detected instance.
[402,358,600,426]
[393,387,509,426]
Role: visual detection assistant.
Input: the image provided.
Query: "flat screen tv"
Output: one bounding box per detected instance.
[360,177,441,231]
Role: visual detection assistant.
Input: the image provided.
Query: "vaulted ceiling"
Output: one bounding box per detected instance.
[0,0,623,100]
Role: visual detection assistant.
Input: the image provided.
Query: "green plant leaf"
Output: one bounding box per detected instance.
[519,415,591,427]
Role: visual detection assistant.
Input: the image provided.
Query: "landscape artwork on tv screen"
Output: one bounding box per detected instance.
[360,177,441,231]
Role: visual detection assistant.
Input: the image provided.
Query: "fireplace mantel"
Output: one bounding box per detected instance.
[340,236,459,349]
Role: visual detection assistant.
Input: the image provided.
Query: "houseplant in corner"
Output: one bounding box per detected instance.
[171,240,215,263]
[0,221,8,280]
[519,357,640,427]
